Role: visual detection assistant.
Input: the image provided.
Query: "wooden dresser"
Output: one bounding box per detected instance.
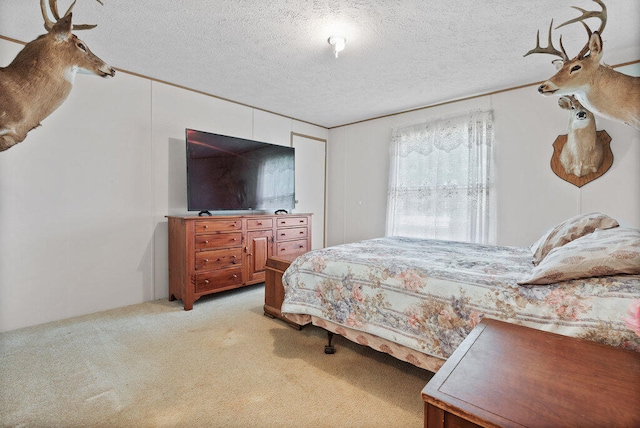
[422,318,640,428]
[167,213,311,310]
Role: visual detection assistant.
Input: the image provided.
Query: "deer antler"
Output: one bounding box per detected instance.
[523,19,569,61]
[524,0,607,61]
[555,0,607,34]
[41,0,104,31]
[556,0,607,60]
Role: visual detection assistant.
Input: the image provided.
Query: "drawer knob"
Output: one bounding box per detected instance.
[204,225,208,229]
[232,274,238,278]
[204,259,209,262]
[204,280,209,284]
[204,240,209,244]
[299,245,304,248]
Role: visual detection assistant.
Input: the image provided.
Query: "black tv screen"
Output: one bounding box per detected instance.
[185,129,295,212]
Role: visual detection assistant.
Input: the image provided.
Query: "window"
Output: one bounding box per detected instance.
[386,110,495,244]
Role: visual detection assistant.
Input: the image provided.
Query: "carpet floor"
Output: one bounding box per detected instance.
[0,285,433,427]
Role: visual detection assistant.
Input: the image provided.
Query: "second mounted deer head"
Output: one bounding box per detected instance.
[524,0,640,131]
[0,0,115,152]
[557,95,602,177]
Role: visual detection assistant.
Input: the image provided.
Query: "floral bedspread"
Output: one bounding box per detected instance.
[281,237,640,360]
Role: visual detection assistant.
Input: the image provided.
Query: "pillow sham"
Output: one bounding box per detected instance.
[520,227,640,285]
[530,212,619,265]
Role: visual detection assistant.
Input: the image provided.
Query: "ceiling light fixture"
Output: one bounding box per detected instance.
[328,36,346,59]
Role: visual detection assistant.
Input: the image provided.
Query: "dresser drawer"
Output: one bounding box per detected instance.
[195,248,242,271]
[195,232,242,251]
[276,216,308,228]
[276,227,308,241]
[194,267,243,293]
[246,218,273,230]
[276,239,308,256]
[195,219,241,233]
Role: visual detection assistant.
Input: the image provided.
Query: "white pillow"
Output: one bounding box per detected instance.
[530,212,619,265]
[520,227,640,285]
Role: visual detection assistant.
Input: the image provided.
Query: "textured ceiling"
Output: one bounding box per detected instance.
[1,0,639,128]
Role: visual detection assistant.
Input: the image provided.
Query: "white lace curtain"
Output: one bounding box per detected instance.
[385,110,496,244]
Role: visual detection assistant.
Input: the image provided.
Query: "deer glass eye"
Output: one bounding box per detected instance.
[77,42,87,52]
[570,65,582,73]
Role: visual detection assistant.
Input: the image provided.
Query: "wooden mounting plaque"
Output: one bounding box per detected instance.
[550,130,613,188]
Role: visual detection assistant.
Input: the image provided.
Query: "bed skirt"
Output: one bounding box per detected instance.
[285,313,446,372]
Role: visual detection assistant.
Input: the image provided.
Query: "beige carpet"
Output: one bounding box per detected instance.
[0,285,433,427]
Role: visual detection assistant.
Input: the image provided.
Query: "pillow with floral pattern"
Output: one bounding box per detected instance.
[520,227,640,285]
[530,212,619,265]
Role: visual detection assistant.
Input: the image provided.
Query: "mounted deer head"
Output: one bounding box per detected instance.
[557,96,602,177]
[0,0,115,152]
[524,0,640,131]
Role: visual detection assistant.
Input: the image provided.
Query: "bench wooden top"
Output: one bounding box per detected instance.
[422,318,640,428]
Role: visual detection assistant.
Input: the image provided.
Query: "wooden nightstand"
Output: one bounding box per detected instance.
[264,253,304,329]
[422,318,640,428]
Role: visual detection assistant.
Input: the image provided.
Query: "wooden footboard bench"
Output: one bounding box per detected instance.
[421,318,640,427]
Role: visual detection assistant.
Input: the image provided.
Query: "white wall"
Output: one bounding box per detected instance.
[1,33,636,331]
[0,38,327,332]
[327,68,640,248]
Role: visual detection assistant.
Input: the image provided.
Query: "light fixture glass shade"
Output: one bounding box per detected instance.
[328,36,346,58]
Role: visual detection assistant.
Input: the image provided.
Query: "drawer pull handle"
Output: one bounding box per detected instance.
[232,274,238,278]
[232,255,237,258]
[299,245,304,248]
[299,231,304,234]
[204,240,209,244]
[281,233,286,236]
[204,259,209,262]
[204,225,208,229]
[204,280,210,284]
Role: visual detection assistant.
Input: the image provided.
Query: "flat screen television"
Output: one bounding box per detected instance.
[185,129,295,214]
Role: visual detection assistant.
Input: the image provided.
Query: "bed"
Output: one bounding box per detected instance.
[281,213,640,372]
